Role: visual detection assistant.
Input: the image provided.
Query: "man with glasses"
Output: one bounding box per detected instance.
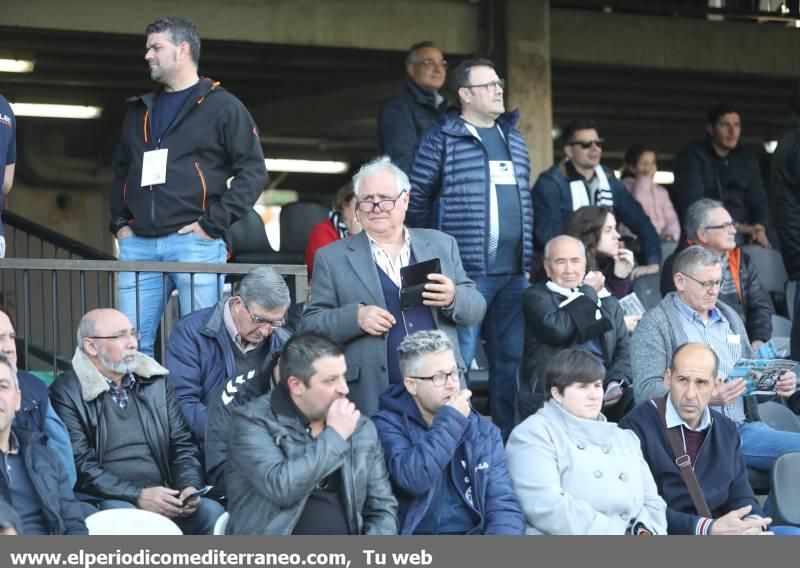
[165,265,291,444]
[407,58,533,442]
[373,330,524,535]
[532,119,661,276]
[301,156,485,417]
[631,246,800,476]
[661,199,773,349]
[50,308,224,534]
[377,41,449,173]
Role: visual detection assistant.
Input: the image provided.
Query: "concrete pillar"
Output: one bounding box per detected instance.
[505,0,553,181]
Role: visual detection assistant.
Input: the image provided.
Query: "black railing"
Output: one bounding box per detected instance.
[0,258,308,377]
[551,0,800,21]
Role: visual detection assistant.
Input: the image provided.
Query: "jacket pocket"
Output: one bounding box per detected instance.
[345,365,360,384]
[194,161,208,211]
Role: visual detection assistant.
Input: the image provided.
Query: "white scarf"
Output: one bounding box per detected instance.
[545,279,609,320]
[569,165,614,211]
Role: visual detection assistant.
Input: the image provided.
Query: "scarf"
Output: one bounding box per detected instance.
[330,210,349,240]
[567,163,614,210]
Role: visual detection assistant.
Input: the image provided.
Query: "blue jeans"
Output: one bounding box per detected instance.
[458,273,528,441]
[118,232,226,357]
[739,420,800,472]
[98,497,224,535]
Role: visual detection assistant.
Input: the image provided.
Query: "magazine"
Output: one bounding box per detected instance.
[618,292,646,317]
[725,358,799,396]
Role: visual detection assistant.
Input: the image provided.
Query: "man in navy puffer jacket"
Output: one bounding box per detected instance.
[407,58,533,441]
[373,330,524,535]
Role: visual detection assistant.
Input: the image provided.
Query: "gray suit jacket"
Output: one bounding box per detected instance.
[299,228,486,415]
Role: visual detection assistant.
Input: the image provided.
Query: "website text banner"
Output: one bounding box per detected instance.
[3,535,791,568]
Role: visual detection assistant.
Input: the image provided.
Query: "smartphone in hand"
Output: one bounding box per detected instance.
[181,485,213,506]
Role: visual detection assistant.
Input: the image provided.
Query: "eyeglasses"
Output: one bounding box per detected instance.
[703,222,736,231]
[464,79,505,92]
[244,303,286,328]
[568,139,604,150]
[408,368,465,387]
[88,330,140,342]
[681,273,725,291]
[415,59,448,70]
[355,190,406,213]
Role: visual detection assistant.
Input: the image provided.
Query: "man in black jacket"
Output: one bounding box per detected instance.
[661,199,773,348]
[673,104,771,248]
[50,309,223,535]
[520,235,633,421]
[110,16,268,357]
[377,41,448,173]
[0,353,87,535]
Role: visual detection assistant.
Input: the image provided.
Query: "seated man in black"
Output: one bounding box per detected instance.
[520,235,633,421]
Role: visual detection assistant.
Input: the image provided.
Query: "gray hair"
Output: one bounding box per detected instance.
[397,330,454,378]
[685,198,725,241]
[672,245,721,278]
[239,266,291,311]
[0,353,19,391]
[543,235,586,261]
[405,41,439,66]
[352,156,410,199]
[146,16,201,66]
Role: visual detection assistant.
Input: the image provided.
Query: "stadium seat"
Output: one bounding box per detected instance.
[748,402,800,495]
[213,511,229,535]
[278,201,330,264]
[772,315,792,339]
[85,509,182,535]
[632,273,661,311]
[770,452,800,526]
[742,245,789,315]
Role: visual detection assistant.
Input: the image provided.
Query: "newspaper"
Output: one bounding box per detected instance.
[725,358,798,396]
[618,292,646,317]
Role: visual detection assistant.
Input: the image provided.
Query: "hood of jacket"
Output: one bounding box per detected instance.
[70,347,168,403]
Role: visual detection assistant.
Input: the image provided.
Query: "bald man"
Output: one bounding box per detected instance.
[49,309,223,534]
[620,343,799,536]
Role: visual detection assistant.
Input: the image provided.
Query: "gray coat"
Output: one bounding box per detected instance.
[631,292,753,404]
[300,228,486,415]
[225,386,398,535]
[505,399,667,535]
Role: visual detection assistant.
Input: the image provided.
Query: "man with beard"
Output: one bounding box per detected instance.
[49,309,223,534]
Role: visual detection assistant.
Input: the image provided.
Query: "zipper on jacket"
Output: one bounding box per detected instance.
[194,162,208,211]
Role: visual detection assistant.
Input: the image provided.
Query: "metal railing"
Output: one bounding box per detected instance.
[0,258,308,375]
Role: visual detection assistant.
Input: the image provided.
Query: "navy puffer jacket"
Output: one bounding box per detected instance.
[407,109,533,276]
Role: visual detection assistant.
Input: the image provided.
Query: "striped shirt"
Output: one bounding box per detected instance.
[671,295,746,424]
[367,228,411,288]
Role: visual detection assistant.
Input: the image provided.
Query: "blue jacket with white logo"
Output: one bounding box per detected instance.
[373,382,524,535]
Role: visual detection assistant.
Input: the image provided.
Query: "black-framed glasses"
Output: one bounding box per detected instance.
[408,368,465,387]
[464,79,505,92]
[680,273,725,291]
[703,221,736,231]
[244,303,286,328]
[88,330,140,342]
[415,59,448,69]
[355,190,406,213]
[568,139,604,149]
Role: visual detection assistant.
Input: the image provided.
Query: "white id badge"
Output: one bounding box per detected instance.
[141,148,168,186]
[489,160,516,185]
[727,334,740,345]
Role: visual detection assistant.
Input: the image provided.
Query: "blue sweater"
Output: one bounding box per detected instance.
[373,382,524,535]
[407,109,533,276]
[532,163,662,265]
[619,397,760,535]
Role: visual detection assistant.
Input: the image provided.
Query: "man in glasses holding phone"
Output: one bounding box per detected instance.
[50,308,224,534]
[301,156,485,417]
[377,41,449,173]
[407,58,533,442]
[631,246,800,477]
[532,119,661,277]
[373,330,524,535]
[165,265,291,445]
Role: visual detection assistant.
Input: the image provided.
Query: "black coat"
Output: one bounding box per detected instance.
[660,247,773,342]
[0,429,87,535]
[49,350,203,504]
[773,114,800,279]
[520,283,632,418]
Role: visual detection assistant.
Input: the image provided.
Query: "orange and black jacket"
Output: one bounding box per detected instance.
[109,77,268,239]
